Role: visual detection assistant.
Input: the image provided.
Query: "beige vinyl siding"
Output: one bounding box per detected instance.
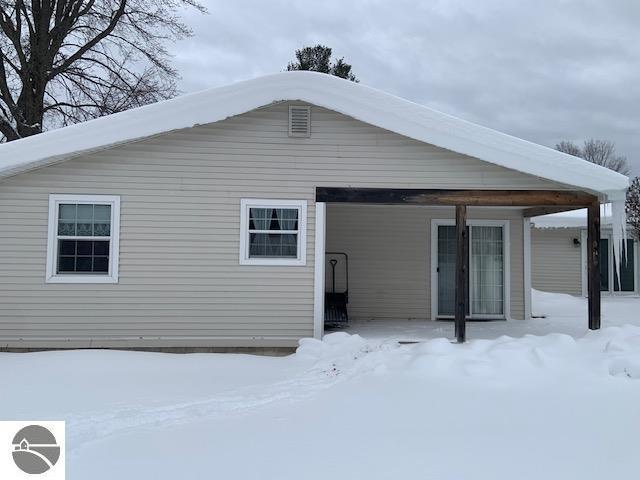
[0,102,567,347]
[326,205,525,321]
[531,228,583,295]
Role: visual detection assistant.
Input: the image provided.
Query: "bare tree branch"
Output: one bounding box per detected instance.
[0,0,206,141]
[556,138,631,175]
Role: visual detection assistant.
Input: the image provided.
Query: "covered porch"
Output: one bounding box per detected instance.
[313,187,603,342]
[332,290,640,342]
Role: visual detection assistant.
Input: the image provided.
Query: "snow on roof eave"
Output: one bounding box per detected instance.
[0,71,629,200]
[531,204,619,229]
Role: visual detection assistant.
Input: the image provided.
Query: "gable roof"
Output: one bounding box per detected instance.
[0,71,628,200]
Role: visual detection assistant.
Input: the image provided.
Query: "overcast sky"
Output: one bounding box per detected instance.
[169,0,640,174]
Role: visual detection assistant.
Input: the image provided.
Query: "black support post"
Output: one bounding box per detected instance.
[455,205,468,343]
[587,202,601,330]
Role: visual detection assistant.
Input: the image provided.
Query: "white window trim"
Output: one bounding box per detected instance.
[46,194,121,284]
[430,219,511,321]
[239,199,307,266]
[580,231,639,296]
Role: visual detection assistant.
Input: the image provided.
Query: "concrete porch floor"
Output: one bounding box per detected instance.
[326,291,640,342]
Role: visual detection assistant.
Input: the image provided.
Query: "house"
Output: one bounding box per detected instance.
[531,206,638,296]
[0,72,628,350]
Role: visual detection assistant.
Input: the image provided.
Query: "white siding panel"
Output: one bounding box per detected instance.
[0,102,563,347]
[531,228,583,295]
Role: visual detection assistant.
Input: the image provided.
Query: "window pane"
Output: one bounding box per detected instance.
[273,208,298,230]
[249,233,298,258]
[59,240,76,255]
[249,208,269,230]
[57,203,110,237]
[249,207,298,231]
[94,205,111,221]
[77,241,92,255]
[58,221,76,236]
[59,256,75,272]
[93,241,109,256]
[77,204,93,220]
[93,222,111,236]
[93,205,111,236]
[93,256,109,272]
[76,257,92,272]
[59,204,76,220]
[57,240,110,274]
[76,205,94,236]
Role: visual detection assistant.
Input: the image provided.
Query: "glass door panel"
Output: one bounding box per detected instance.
[470,226,504,315]
[437,225,457,316]
[437,224,503,317]
[437,225,470,316]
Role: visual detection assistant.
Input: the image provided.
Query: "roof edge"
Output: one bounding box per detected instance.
[0,71,629,199]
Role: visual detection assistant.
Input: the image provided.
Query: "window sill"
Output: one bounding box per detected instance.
[240,258,306,266]
[46,274,119,284]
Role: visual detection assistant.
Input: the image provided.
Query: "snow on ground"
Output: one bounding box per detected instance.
[340,289,640,341]
[2,291,640,479]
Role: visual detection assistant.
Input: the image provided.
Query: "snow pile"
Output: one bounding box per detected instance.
[3,292,640,479]
[298,327,640,383]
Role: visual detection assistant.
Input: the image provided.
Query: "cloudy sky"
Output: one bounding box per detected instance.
[169,0,640,174]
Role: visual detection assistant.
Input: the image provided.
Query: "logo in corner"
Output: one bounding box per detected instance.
[11,425,61,474]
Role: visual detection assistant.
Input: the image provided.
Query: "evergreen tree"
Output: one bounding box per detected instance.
[287,45,358,82]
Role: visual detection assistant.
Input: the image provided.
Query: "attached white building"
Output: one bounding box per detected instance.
[0,72,629,349]
[531,206,638,296]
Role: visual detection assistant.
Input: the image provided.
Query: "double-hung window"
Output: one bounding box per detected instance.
[239,199,307,266]
[46,194,121,283]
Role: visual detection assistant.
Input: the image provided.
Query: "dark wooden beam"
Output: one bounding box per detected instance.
[522,205,586,218]
[455,205,468,343]
[316,187,597,207]
[587,202,601,330]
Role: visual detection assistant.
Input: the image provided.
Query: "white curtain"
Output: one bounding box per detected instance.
[470,226,504,315]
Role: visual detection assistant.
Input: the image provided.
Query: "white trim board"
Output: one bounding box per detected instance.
[523,218,532,320]
[430,219,511,321]
[313,202,326,339]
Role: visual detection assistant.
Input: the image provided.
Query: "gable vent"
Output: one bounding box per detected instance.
[288,105,311,137]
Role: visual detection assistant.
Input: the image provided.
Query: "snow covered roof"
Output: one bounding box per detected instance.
[0,71,629,200]
[531,204,614,229]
